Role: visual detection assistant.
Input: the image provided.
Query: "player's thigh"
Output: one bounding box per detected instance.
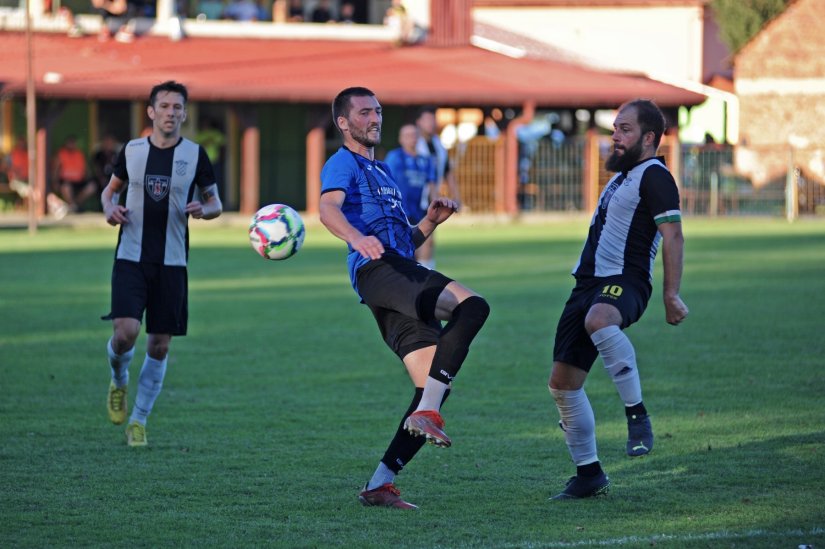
[552,282,599,372]
[433,280,482,321]
[367,303,441,363]
[357,254,451,320]
[109,259,149,322]
[145,265,188,336]
[590,275,651,329]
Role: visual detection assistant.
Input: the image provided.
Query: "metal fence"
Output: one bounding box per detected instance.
[449,135,825,218]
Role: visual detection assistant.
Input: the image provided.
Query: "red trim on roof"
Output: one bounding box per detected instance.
[0,33,704,107]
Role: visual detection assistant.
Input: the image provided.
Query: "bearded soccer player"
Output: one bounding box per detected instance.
[101,80,222,447]
[319,87,490,509]
[547,99,688,499]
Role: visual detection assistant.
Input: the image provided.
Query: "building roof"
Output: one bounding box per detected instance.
[0,32,705,108]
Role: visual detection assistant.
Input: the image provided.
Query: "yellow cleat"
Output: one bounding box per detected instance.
[107,382,128,425]
[125,421,147,447]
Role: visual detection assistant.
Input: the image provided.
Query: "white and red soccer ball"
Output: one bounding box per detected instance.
[248,203,305,260]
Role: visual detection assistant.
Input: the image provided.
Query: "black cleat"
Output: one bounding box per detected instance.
[551,472,610,500]
[627,414,654,457]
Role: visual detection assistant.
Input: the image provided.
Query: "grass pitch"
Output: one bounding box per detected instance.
[1,215,823,548]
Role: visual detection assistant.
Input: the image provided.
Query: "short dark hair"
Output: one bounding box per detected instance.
[332,87,375,129]
[416,106,436,121]
[149,81,189,107]
[620,99,666,148]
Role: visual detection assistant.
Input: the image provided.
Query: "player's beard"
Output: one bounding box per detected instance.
[350,123,381,147]
[605,137,643,173]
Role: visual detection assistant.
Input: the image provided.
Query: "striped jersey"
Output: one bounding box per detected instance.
[112,137,216,267]
[573,156,681,282]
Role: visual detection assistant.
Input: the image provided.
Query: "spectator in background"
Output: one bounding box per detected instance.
[415,107,460,270]
[54,135,95,212]
[196,119,226,198]
[337,2,355,24]
[90,135,121,205]
[223,0,260,20]
[384,124,436,228]
[286,0,304,21]
[196,0,225,20]
[310,0,332,23]
[8,136,29,194]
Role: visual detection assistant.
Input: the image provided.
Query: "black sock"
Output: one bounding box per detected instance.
[625,402,648,418]
[381,388,451,472]
[577,461,603,478]
[428,296,490,384]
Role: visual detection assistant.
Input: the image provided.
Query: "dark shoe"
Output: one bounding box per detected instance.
[627,413,653,457]
[358,483,418,509]
[551,472,610,500]
[403,410,451,448]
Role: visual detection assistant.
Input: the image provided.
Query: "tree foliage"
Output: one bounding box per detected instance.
[711,0,791,52]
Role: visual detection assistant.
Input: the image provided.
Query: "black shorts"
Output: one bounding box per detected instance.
[553,274,651,372]
[356,253,453,360]
[103,259,188,336]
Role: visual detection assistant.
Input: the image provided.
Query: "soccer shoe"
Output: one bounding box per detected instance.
[107,382,128,425]
[125,421,147,447]
[627,413,654,457]
[403,410,451,448]
[358,483,418,510]
[551,472,610,500]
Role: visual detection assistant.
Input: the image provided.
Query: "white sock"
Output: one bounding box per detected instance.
[366,462,396,490]
[130,355,167,425]
[417,377,449,411]
[419,259,435,270]
[107,337,134,388]
[591,325,642,407]
[549,387,598,466]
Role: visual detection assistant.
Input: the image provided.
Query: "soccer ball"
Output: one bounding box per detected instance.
[248,203,305,260]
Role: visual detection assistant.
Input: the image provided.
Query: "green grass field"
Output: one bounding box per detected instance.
[1,215,823,548]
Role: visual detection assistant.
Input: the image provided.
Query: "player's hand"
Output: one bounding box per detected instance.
[664,294,689,325]
[351,234,385,260]
[426,197,458,225]
[104,204,129,226]
[185,201,205,219]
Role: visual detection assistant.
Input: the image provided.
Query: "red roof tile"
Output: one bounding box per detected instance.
[0,32,704,107]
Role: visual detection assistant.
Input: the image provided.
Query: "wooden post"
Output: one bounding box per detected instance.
[305,126,324,216]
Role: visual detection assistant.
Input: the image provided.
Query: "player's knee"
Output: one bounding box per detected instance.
[458,295,490,330]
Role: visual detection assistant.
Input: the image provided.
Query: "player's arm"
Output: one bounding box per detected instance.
[186,183,223,220]
[658,221,688,325]
[319,190,384,260]
[101,174,129,226]
[413,197,458,247]
[186,148,223,220]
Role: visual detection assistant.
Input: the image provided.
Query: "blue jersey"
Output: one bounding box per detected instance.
[321,147,415,294]
[574,156,681,282]
[384,148,435,224]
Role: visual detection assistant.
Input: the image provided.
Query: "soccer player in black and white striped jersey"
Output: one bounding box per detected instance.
[100,81,222,447]
[548,99,689,500]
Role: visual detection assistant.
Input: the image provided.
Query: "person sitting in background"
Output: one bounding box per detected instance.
[196,0,225,20]
[286,0,304,21]
[337,2,355,24]
[222,0,260,20]
[310,0,332,23]
[54,135,96,213]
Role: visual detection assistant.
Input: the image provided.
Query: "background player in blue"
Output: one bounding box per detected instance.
[100,81,223,447]
[384,123,435,226]
[319,87,490,509]
[547,99,689,500]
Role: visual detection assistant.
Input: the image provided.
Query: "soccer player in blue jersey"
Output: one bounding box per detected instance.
[100,81,223,447]
[548,99,689,500]
[319,87,490,509]
[384,124,436,226]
